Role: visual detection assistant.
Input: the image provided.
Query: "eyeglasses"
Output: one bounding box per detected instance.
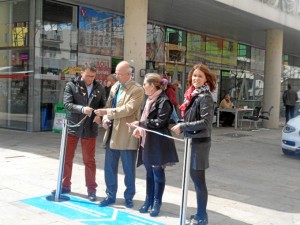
[114,72,127,77]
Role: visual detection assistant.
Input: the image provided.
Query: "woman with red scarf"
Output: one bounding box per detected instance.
[172,63,216,225]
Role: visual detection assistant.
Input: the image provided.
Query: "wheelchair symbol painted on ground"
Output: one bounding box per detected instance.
[21,195,164,225]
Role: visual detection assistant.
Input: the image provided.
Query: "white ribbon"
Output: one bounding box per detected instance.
[129,123,184,142]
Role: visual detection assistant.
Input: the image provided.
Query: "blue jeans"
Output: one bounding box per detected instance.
[104,146,137,200]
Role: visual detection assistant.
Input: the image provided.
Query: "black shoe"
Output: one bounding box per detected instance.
[125,199,134,208]
[87,192,97,202]
[139,202,152,213]
[99,197,115,207]
[150,200,161,217]
[51,187,71,195]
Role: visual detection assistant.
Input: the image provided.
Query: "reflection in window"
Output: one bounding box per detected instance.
[251,47,265,72]
[222,40,237,66]
[36,1,78,79]
[283,55,300,79]
[205,36,222,64]
[146,24,165,63]
[79,7,125,57]
[111,15,124,58]
[165,28,186,64]
[12,22,29,47]
[0,0,30,130]
[186,33,205,66]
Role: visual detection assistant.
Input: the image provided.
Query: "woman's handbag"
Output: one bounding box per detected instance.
[136,145,143,167]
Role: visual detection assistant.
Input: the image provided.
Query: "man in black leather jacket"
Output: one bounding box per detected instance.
[54,62,106,202]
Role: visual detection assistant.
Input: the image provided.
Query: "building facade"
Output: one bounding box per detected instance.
[0,0,300,131]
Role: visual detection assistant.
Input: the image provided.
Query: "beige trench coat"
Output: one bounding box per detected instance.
[103,80,144,150]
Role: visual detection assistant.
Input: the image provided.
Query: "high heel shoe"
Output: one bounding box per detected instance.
[139,201,152,213]
[149,199,161,217]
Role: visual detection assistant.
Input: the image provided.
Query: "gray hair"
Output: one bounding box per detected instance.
[82,62,97,72]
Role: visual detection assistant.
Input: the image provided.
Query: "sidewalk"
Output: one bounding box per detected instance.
[1,124,300,225]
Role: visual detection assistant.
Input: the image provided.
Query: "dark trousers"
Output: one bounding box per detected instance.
[285,105,295,123]
[62,134,97,193]
[104,146,137,200]
[190,169,208,220]
[220,112,235,126]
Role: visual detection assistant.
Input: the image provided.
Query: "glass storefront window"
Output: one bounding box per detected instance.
[78,7,124,59]
[251,47,265,72]
[146,24,165,63]
[228,44,264,109]
[78,7,114,84]
[112,15,124,58]
[0,0,30,130]
[35,1,78,131]
[186,33,206,66]
[205,36,222,65]
[281,55,300,116]
[283,55,300,79]
[222,40,237,66]
[165,28,186,64]
[79,8,112,55]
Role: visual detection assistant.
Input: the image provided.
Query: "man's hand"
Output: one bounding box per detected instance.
[83,106,94,115]
[94,108,108,116]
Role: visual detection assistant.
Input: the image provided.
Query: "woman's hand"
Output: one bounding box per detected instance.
[171,124,181,135]
[93,116,101,125]
[132,128,141,138]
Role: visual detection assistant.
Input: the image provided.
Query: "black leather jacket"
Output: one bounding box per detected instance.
[63,77,106,138]
[140,92,179,165]
[180,91,214,139]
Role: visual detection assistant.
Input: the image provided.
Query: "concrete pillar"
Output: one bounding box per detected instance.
[263,29,283,128]
[123,0,148,84]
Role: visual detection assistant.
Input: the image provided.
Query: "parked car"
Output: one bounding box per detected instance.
[282,115,300,155]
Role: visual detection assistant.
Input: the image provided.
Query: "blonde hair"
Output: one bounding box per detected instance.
[145,73,168,90]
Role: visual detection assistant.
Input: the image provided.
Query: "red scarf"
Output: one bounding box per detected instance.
[179,84,210,116]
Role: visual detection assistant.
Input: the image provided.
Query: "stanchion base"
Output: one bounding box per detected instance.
[46,194,70,202]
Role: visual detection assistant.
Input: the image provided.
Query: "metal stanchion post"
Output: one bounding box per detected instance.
[46,119,70,202]
[179,138,192,225]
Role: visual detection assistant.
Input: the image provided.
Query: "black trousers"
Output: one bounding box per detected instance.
[220,112,235,126]
[190,169,208,220]
[285,105,295,123]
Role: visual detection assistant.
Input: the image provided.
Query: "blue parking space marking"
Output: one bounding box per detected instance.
[21,195,164,225]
